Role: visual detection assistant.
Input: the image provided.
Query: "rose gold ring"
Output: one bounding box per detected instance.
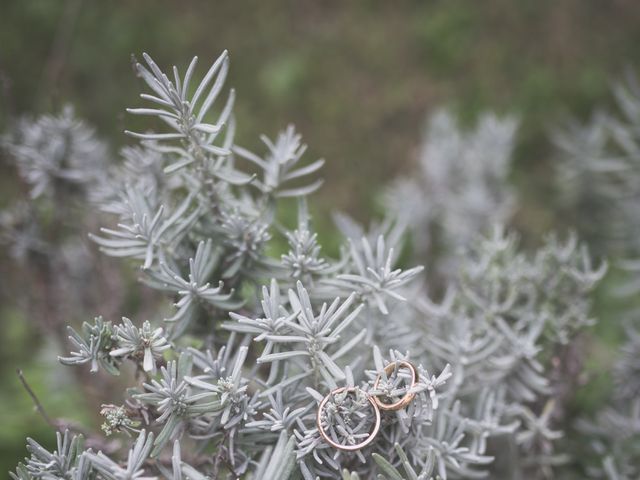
[373,361,419,411]
[316,387,381,451]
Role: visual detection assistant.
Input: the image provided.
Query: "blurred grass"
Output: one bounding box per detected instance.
[2,0,640,473]
[0,309,91,473]
[2,0,639,222]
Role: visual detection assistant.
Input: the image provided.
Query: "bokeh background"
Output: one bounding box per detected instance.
[1,0,639,473]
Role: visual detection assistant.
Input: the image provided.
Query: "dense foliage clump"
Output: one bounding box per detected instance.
[3,49,639,479]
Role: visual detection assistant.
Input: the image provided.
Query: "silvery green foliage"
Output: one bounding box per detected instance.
[0,108,107,263]
[133,352,230,457]
[143,239,242,335]
[555,77,640,478]
[13,50,608,480]
[408,227,605,478]
[216,209,273,278]
[281,200,331,283]
[109,318,170,374]
[386,110,517,276]
[577,400,640,480]
[11,428,206,480]
[554,76,640,253]
[1,106,109,199]
[59,316,170,376]
[0,201,49,261]
[10,430,91,480]
[90,187,199,270]
[416,228,606,375]
[512,401,569,477]
[126,52,236,167]
[372,443,436,480]
[84,430,155,480]
[322,235,424,314]
[58,316,120,375]
[230,280,364,386]
[0,106,117,344]
[613,324,640,401]
[234,124,325,198]
[576,323,640,479]
[554,77,640,326]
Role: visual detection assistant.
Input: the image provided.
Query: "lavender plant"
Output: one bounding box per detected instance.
[8,49,613,480]
[0,106,119,346]
[554,75,640,480]
[554,76,640,256]
[385,109,517,278]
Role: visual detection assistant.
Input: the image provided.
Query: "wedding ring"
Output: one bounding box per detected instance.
[372,361,419,411]
[316,387,381,451]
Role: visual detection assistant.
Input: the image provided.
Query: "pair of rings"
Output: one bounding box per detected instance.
[316,361,418,451]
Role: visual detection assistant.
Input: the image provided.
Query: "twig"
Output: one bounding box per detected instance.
[16,369,115,450]
[16,368,56,429]
[211,442,226,479]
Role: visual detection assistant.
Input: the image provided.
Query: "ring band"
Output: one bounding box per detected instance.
[373,361,419,411]
[316,387,381,451]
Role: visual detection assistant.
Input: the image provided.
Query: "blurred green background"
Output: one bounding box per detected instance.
[1,0,639,473]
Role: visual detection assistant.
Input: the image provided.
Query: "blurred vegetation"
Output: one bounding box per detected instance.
[1,0,640,474]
